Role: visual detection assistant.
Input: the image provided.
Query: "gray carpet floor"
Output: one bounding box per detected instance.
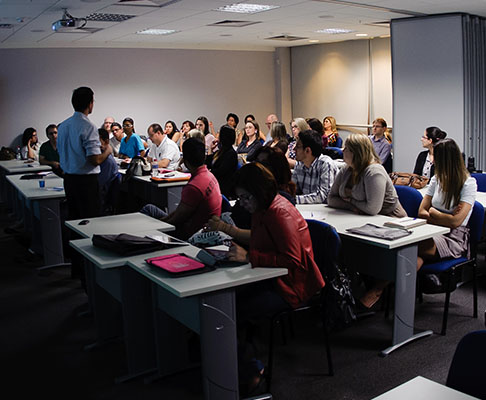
[1,203,485,400]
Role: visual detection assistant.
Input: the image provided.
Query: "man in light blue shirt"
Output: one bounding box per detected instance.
[57,86,111,219]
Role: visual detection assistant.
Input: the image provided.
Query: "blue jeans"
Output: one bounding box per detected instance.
[140,204,168,219]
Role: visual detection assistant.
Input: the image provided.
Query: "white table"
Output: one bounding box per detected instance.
[70,236,286,397]
[372,376,479,399]
[65,212,175,238]
[0,159,51,205]
[6,172,66,268]
[118,169,188,213]
[297,204,450,356]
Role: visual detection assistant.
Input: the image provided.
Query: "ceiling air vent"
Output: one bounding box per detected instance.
[116,0,181,7]
[266,34,307,41]
[0,24,13,29]
[86,13,136,22]
[208,20,260,28]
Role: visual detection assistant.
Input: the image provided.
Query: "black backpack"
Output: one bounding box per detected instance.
[122,156,151,183]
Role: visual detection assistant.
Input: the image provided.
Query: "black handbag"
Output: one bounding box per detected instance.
[92,233,166,256]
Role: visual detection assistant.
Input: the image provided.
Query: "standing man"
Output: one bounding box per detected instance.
[58,86,111,220]
[292,129,338,204]
[39,124,61,172]
[264,113,278,143]
[146,123,181,170]
[369,118,391,165]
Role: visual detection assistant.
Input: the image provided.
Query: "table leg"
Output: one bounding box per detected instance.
[36,198,69,269]
[381,245,433,356]
[199,290,239,400]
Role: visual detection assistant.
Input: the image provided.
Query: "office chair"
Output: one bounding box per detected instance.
[324,147,343,159]
[419,201,484,335]
[335,136,343,148]
[382,153,393,173]
[266,219,336,391]
[221,194,232,213]
[394,185,423,217]
[446,330,486,399]
[471,173,486,192]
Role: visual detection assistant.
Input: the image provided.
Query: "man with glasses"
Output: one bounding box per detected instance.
[146,123,180,170]
[109,122,124,156]
[39,124,62,174]
[292,129,338,204]
[369,118,391,165]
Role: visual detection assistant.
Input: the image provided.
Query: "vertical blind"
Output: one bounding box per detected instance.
[463,14,486,171]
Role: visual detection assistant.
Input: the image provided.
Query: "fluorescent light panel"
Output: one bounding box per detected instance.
[137,28,176,35]
[215,3,279,14]
[316,28,355,34]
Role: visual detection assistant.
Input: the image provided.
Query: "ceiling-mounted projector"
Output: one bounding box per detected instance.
[52,9,87,32]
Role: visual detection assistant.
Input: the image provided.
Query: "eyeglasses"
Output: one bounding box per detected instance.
[237,193,253,202]
[291,125,298,129]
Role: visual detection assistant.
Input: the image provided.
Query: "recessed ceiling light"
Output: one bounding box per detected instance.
[355,33,368,37]
[215,3,279,14]
[316,28,355,34]
[309,39,319,43]
[137,28,177,35]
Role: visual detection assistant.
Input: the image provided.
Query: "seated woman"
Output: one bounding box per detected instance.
[323,116,340,147]
[413,126,447,179]
[118,117,145,159]
[328,133,406,309]
[206,124,238,199]
[236,120,263,163]
[205,162,324,393]
[164,120,182,148]
[21,127,39,160]
[266,121,288,153]
[236,114,255,146]
[328,133,406,217]
[195,116,215,153]
[286,117,310,169]
[417,138,477,270]
[179,120,195,151]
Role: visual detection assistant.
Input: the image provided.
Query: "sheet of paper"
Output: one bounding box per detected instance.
[299,210,326,220]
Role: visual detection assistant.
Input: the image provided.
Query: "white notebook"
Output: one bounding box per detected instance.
[383,217,427,229]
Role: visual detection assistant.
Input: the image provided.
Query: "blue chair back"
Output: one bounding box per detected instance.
[469,201,484,245]
[394,185,423,218]
[335,136,343,148]
[471,173,486,192]
[325,147,343,159]
[306,219,341,279]
[446,330,486,399]
[221,194,232,213]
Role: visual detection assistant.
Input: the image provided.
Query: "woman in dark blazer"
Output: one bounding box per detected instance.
[413,126,447,178]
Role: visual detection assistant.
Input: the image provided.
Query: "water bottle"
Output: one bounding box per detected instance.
[152,159,158,177]
[16,146,21,160]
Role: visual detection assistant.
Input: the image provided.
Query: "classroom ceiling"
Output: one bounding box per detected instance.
[0,0,484,51]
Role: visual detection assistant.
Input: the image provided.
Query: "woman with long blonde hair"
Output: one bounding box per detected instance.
[323,116,340,147]
[328,133,406,309]
[417,138,477,270]
[328,133,406,217]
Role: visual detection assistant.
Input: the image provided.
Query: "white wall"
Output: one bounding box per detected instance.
[0,48,276,146]
[391,15,464,171]
[290,37,392,138]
